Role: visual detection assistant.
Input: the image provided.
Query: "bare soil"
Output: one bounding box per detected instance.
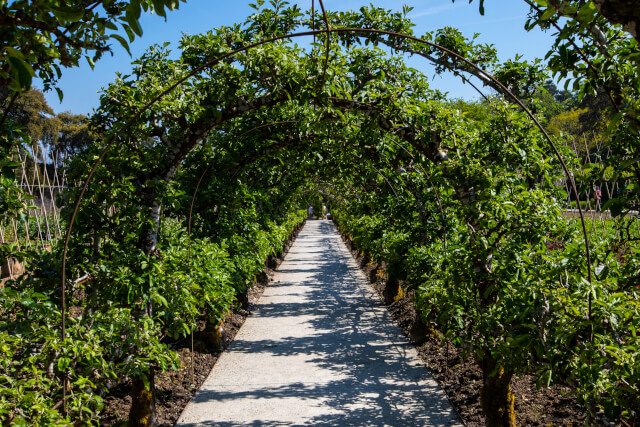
[345,235,590,427]
[101,223,590,426]
[99,239,292,426]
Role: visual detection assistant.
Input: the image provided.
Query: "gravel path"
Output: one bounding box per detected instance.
[176,220,462,426]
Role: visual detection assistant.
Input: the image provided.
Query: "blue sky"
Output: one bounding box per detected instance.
[38,0,555,115]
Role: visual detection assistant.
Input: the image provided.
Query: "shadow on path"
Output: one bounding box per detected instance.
[177,221,461,426]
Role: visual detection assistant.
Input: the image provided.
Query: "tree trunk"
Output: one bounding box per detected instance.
[383,278,403,305]
[480,353,515,427]
[142,200,162,254]
[236,289,250,310]
[368,263,381,283]
[202,321,226,352]
[128,369,156,427]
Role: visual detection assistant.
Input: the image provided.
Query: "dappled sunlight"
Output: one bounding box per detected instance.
[177,221,460,426]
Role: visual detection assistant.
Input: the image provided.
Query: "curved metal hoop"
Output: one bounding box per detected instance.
[61,20,592,353]
[187,120,300,263]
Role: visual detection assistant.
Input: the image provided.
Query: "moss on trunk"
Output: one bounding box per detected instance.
[202,320,226,352]
[236,289,249,310]
[480,354,515,427]
[128,369,156,427]
[383,278,403,305]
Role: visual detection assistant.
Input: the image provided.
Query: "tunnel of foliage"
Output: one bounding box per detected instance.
[1,1,640,426]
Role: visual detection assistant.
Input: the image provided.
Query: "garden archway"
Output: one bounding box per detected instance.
[59,3,596,426]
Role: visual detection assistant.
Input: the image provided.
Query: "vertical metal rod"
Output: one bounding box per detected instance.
[191,331,195,385]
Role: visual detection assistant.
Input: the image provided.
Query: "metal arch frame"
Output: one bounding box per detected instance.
[195,111,465,250]
[59,5,593,406]
[186,115,418,266]
[187,120,300,263]
[61,33,592,329]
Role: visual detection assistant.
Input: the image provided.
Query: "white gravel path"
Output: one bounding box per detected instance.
[176,220,462,426]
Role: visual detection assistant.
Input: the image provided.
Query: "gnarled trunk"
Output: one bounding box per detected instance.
[130,189,163,426]
[202,320,226,352]
[383,277,403,305]
[480,352,515,427]
[128,369,156,427]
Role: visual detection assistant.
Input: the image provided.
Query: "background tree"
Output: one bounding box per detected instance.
[0,0,187,249]
[0,87,58,144]
[53,111,93,157]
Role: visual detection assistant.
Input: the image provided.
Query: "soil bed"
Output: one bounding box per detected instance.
[99,240,292,426]
[101,223,590,426]
[349,237,590,426]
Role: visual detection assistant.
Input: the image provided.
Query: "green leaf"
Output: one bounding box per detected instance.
[142,373,150,390]
[128,17,144,37]
[58,357,71,371]
[152,0,166,17]
[50,5,85,22]
[85,55,95,69]
[154,293,169,307]
[577,2,596,23]
[540,8,556,21]
[11,416,27,427]
[5,49,35,91]
[606,112,623,135]
[124,24,136,42]
[125,5,144,37]
[105,21,119,31]
[601,197,625,217]
[127,1,142,20]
